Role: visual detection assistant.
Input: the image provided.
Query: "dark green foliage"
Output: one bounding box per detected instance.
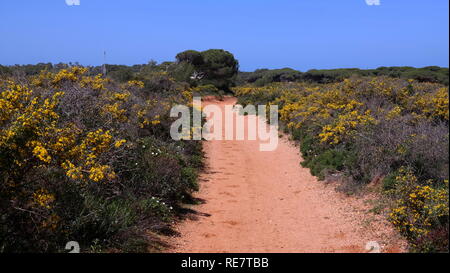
[302,149,351,181]
[0,65,12,75]
[199,49,239,91]
[236,68,303,86]
[176,50,204,66]
[301,68,371,83]
[237,66,449,86]
[2,62,447,88]
[382,172,399,191]
[292,128,356,181]
[106,65,136,82]
[181,167,199,192]
[375,66,449,85]
[175,49,239,92]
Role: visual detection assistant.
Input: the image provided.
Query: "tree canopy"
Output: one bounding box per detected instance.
[175,49,239,91]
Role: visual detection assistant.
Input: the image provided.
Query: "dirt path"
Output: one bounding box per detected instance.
[169,97,405,253]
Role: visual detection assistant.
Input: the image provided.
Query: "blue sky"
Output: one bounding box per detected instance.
[0,0,448,71]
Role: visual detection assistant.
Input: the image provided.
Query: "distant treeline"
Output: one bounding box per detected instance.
[0,49,239,93]
[236,66,449,86]
[1,63,448,89]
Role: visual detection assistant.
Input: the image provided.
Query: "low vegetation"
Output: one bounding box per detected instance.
[235,77,449,252]
[0,65,204,253]
[1,50,448,253]
[236,66,449,86]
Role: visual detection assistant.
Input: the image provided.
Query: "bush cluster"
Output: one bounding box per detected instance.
[0,67,202,253]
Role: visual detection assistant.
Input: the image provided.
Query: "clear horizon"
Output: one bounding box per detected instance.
[0,0,449,71]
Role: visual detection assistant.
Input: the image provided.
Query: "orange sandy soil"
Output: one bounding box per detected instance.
[167,96,407,253]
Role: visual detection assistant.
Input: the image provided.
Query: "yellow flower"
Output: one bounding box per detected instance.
[114,139,127,148]
[127,80,145,88]
[88,165,115,182]
[30,142,52,163]
[33,189,55,209]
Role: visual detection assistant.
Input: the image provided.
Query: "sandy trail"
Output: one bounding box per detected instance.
[169,97,404,253]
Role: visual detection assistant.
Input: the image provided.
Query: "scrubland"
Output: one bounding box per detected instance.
[0,67,203,252]
[1,56,448,253]
[234,77,449,252]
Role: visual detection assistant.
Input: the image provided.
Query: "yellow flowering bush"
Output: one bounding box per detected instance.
[33,189,56,209]
[319,110,375,144]
[236,77,449,252]
[127,80,145,88]
[389,168,449,252]
[0,66,202,253]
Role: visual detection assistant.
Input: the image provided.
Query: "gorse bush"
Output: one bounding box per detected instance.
[388,168,449,252]
[0,67,202,252]
[234,77,449,252]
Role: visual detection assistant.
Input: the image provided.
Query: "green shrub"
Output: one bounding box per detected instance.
[383,172,399,191]
[303,149,348,180]
[181,167,199,191]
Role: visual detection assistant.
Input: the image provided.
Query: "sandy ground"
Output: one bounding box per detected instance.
[168,96,406,253]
